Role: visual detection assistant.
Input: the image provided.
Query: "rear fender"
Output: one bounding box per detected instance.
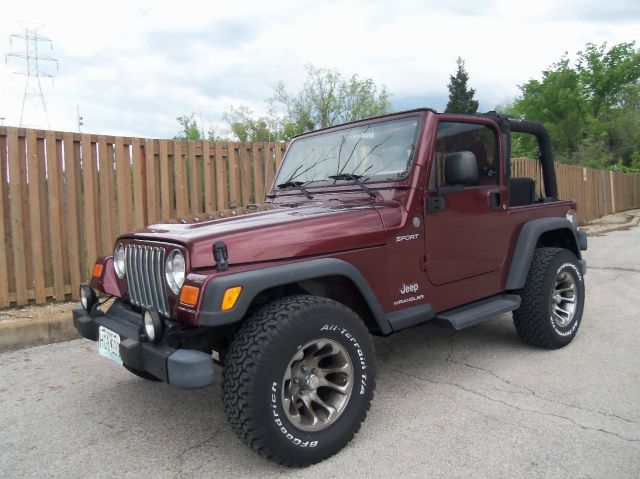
[506,217,584,290]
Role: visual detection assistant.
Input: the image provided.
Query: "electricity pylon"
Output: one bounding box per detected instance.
[5,26,58,128]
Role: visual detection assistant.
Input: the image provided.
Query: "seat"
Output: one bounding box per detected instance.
[508,177,536,206]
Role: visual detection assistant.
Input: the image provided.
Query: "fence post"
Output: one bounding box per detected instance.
[609,170,616,213]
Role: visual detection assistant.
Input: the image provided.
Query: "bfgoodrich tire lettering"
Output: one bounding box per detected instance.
[223,295,376,467]
[513,247,585,349]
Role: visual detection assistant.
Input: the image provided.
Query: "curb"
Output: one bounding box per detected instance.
[0,314,79,353]
[582,212,640,236]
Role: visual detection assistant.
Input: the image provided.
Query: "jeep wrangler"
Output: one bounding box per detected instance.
[74,109,587,466]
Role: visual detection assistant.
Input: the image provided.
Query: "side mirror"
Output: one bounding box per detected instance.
[444,151,478,187]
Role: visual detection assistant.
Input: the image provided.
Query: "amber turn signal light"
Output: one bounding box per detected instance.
[179,285,200,306]
[221,286,242,311]
[92,263,104,278]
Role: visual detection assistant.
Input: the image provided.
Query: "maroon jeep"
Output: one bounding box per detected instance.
[74,109,587,466]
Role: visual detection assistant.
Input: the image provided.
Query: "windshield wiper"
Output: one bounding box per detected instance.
[327,174,375,198]
[276,181,314,199]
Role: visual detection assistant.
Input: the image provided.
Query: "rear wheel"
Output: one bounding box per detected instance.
[514,247,585,349]
[223,295,376,467]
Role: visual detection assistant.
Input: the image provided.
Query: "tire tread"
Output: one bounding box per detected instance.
[222,295,374,467]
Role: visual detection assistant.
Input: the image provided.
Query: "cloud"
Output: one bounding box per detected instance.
[0,0,638,137]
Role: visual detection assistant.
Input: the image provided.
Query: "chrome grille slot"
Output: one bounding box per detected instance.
[124,244,170,317]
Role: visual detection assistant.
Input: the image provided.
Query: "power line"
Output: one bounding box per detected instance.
[5,26,58,128]
[67,1,159,75]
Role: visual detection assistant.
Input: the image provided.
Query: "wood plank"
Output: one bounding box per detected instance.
[214,142,227,210]
[275,144,284,169]
[46,132,65,300]
[26,131,46,303]
[72,140,87,278]
[159,140,172,220]
[114,137,132,234]
[106,143,117,242]
[7,129,28,304]
[63,133,81,299]
[0,133,12,297]
[264,142,276,195]
[90,138,101,258]
[203,141,215,212]
[239,143,252,205]
[81,135,98,275]
[227,143,239,208]
[188,140,201,213]
[18,135,33,295]
[252,142,265,204]
[0,134,9,306]
[145,138,158,224]
[132,138,146,228]
[57,138,71,289]
[174,140,189,217]
[98,137,114,254]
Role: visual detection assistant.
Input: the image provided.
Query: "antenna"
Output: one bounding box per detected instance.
[5,25,58,128]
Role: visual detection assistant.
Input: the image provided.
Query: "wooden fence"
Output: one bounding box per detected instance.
[512,158,640,222]
[0,126,286,307]
[1,126,639,307]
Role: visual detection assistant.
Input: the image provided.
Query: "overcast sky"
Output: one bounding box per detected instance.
[1,0,639,138]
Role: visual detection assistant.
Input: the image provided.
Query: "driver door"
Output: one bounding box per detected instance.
[424,119,509,286]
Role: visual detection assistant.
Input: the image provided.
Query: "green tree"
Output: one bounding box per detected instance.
[179,66,391,142]
[510,57,588,157]
[175,113,222,141]
[269,64,392,137]
[445,57,479,114]
[174,114,202,140]
[222,105,282,142]
[500,42,640,169]
[576,42,640,117]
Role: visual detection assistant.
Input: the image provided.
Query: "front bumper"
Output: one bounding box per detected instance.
[73,301,214,389]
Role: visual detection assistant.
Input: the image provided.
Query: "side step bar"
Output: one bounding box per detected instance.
[436,294,521,330]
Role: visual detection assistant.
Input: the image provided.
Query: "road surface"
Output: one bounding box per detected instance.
[1,226,639,478]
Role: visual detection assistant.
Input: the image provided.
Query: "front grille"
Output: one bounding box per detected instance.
[125,244,171,317]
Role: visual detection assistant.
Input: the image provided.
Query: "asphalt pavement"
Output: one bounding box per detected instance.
[1,226,639,478]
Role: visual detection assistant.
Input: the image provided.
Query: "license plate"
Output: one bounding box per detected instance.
[98,326,123,365]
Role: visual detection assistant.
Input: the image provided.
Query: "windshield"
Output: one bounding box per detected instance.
[275,116,421,188]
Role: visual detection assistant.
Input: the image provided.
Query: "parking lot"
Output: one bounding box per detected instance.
[1,226,639,478]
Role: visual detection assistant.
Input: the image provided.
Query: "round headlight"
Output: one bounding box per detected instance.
[143,309,162,343]
[80,283,96,312]
[114,243,126,278]
[565,210,577,225]
[165,250,185,295]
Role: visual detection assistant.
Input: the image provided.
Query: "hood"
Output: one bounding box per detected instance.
[123,200,387,268]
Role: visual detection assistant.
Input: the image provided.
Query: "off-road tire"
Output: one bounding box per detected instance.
[123,365,160,381]
[514,247,585,349]
[223,295,376,467]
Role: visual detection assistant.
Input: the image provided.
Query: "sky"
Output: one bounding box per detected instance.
[0,0,639,138]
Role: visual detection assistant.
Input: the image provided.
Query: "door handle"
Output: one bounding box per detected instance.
[489,191,501,209]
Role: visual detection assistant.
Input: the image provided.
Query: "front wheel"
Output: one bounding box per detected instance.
[223,295,376,467]
[513,247,585,349]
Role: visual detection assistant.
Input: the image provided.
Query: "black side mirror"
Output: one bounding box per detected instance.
[444,151,478,187]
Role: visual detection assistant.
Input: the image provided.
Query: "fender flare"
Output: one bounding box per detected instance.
[506,217,583,290]
[198,257,393,335]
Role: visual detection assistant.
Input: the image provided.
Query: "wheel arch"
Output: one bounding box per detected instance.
[506,217,582,291]
[199,258,392,335]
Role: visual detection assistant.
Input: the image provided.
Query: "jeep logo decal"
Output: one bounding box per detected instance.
[400,283,419,294]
